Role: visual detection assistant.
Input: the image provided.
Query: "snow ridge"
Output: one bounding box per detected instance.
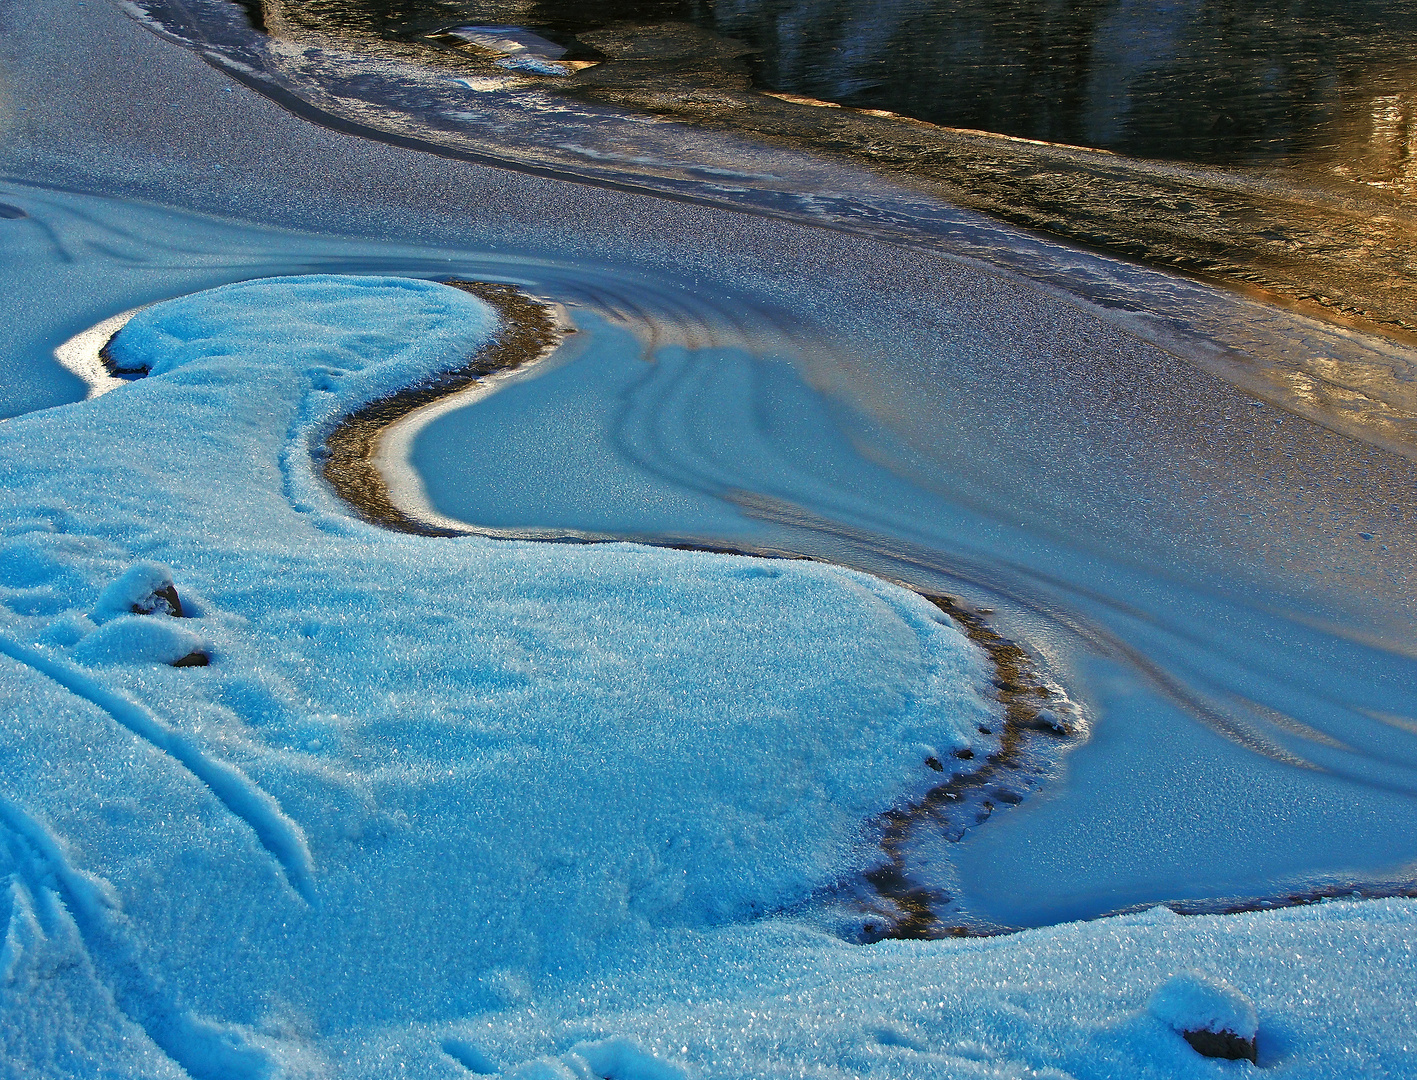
[0,791,282,1080]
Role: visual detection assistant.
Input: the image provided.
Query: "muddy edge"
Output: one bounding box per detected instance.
[321,280,562,534]
[320,282,1400,937]
[320,283,1075,938]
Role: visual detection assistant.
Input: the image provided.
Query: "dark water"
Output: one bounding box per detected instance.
[712,0,1417,165]
[244,0,1417,166]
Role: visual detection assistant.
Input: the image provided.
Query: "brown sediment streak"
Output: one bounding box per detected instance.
[321,280,562,535]
[562,80,1417,340]
[1127,879,1417,921]
[862,594,1074,942]
[320,301,1407,938]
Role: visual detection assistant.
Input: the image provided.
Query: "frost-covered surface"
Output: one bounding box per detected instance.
[0,274,1413,1077]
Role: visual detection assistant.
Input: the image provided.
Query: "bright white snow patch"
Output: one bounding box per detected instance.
[51,306,143,399]
[1149,970,1259,1039]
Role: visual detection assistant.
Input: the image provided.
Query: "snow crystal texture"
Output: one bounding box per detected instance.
[0,275,1040,1077]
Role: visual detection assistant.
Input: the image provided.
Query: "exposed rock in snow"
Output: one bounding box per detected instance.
[1150,970,1259,1063]
[92,561,185,622]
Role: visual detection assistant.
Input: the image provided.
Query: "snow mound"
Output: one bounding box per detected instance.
[504,1040,686,1080]
[0,275,1004,1073]
[570,1037,690,1080]
[1149,970,1258,1039]
[74,614,207,666]
[92,561,184,622]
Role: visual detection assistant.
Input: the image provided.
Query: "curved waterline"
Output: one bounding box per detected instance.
[310,280,1085,938]
[309,280,1417,935]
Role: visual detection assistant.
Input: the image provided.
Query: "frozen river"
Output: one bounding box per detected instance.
[2,1,1417,1074]
[4,0,1416,932]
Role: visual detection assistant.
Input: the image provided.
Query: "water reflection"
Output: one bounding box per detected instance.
[236,0,1417,171]
[712,0,1417,168]
[1330,89,1417,196]
[177,0,1417,348]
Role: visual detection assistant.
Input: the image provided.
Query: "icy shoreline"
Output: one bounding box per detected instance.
[310,278,1083,941]
[2,274,1412,1076]
[324,279,567,537]
[2,0,1415,1068]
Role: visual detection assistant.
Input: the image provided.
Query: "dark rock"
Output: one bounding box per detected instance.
[94,563,189,623]
[1024,708,1072,736]
[1151,971,1258,1064]
[1183,1028,1257,1063]
[171,651,209,668]
[133,583,185,619]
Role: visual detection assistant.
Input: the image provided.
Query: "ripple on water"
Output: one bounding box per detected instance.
[14,180,1417,931]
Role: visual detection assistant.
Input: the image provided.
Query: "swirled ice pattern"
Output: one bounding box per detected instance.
[411,305,1417,929]
[8,177,1417,935]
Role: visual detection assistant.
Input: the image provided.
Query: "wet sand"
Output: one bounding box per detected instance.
[323,280,564,535]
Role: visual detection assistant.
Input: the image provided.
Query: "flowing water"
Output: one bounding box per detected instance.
[8,0,1417,929]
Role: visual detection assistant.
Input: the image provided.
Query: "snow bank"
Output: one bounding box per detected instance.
[74,615,206,666]
[0,276,1411,1077]
[0,275,1013,1074]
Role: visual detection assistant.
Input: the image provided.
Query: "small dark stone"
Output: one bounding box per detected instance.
[131,583,185,619]
[1024,709,1071,736]
[924,756,944,772]
[953,748,974,760]
[1183,1028,1257,1063]
[171,651,209,668]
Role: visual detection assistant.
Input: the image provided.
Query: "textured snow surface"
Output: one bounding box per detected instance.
[0,275,1413,1077]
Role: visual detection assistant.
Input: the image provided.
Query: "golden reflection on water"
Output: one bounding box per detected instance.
[211,3,1417,457]
[1324,86,1417,196]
